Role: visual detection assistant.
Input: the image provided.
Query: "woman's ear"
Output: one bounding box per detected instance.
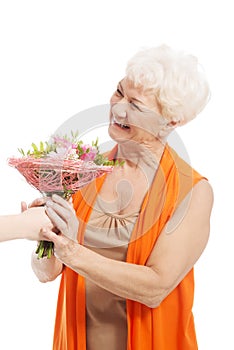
[168,120,179,127]
[159,119,180,138]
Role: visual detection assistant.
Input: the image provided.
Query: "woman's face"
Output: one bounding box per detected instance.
[108,77,166,144]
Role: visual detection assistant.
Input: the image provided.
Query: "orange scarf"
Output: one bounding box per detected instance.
[53,145,204,350]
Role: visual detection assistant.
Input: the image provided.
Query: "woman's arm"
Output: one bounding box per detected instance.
[31,249,64,283]
[43,181,213,307]
[0,207,53,242]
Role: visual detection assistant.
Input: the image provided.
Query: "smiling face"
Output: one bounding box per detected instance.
[108,78,167,145]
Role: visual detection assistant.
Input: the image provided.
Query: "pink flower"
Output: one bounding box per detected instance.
[80,145,97,161]
[81,144,90,152]
[52,136,73,150]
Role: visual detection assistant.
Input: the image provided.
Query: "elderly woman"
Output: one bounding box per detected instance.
[32,45,213,350]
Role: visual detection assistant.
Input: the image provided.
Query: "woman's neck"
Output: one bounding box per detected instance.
[116,138,166,169]
[115,139,166,189]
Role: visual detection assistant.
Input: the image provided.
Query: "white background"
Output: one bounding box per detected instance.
[0,0,233,349]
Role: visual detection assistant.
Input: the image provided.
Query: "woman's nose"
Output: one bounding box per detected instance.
[112,101,127,118]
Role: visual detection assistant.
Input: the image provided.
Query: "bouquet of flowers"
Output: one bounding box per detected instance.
[8,131,119,258]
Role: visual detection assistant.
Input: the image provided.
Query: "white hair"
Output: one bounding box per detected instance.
[125,45,210,124]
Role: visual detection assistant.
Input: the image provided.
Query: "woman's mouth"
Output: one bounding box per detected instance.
[112,117,130,129]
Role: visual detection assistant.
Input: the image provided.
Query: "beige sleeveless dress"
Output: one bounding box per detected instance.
[84,198,139,350]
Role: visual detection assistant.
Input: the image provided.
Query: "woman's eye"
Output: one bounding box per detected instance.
[130,101,142,112]
[115,89,123,97]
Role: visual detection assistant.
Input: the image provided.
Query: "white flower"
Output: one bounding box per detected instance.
[47,147,70,159]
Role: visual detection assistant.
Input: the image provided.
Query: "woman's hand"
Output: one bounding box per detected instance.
[45,194,79,241]
[40,194,80,264]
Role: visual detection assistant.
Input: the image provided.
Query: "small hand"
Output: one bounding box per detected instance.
[21,207,53,240]
[29,197,47,208]
[21,201,28,212]
[21,197,47,213]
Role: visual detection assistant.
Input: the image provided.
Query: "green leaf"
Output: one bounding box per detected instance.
[17,148,25,156]
[40,141,44,152]
[31,143,39,152]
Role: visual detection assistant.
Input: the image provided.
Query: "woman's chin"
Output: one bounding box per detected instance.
[108,125,131,143]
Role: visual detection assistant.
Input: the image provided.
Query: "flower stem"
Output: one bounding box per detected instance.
[35,240,54,259]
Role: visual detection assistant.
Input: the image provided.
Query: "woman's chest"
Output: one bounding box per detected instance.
[98,168,152,215]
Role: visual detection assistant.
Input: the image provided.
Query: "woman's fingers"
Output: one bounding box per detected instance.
[46,201,71,223]
[39,227,78,263]
[45,199,79,241]
[45,206,68,233]
[51,194,74,211]
[39,228,60,244]
[47,195,76,223]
